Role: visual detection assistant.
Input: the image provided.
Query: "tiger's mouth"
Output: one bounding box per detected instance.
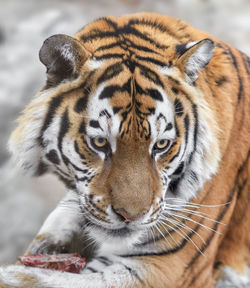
[83,205,158,238]
[85,217,137,238]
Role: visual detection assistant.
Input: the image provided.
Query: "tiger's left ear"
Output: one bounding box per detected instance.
[39,34,90,87]
[176,39,214,84]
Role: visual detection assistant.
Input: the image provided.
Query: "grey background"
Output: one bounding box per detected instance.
[0,0,249,269]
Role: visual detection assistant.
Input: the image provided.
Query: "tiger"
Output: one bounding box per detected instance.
[0,12,249,288]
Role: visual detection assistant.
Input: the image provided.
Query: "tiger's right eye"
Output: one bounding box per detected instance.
[152,139,171,154]
[90,137,111,158]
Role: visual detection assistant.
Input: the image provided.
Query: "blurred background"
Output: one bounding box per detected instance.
[0,0,250,265]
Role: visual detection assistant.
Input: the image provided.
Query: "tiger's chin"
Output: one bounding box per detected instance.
[85,217,149,239]
[83,215,155,255]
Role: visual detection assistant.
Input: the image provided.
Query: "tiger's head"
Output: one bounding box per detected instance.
[9,16,221,242]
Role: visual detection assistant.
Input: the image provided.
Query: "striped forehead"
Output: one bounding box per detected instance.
[86,75,175,147]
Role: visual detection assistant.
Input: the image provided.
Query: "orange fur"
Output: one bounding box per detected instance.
[4,13,250,288]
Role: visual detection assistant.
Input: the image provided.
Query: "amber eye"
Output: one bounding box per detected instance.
[153,139,170,152]
[92,137,108,148]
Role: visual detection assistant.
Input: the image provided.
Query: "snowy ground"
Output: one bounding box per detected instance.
[0,0,249,285]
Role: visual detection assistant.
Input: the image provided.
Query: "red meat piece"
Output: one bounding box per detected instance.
[19,253,86,274]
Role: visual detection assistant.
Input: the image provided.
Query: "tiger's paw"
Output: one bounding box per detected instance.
[26,232,72,255]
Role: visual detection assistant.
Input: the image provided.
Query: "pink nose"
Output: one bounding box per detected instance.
[114,208,148,223]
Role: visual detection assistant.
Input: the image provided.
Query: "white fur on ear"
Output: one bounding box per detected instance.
[177,39,214,84]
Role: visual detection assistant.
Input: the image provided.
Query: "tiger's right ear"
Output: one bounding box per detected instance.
[176,39,214,84]
[39,34,90,87]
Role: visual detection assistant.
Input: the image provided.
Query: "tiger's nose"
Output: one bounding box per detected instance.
[112,207,148,223]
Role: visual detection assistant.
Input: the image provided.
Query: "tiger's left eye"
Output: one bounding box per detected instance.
[92,137,108,148]
[153,139,170,152]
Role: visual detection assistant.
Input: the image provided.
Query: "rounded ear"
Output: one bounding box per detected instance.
[176,39,214,84]
[39,34,90,87]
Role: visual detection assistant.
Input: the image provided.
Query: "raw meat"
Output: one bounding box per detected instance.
[19,253,86,274]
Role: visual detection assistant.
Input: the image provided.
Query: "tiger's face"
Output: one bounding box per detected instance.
[9,22,220,241]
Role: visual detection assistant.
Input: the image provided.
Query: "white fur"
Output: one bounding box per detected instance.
[215,266,250,288]
[0,259,142,288]
[86,58,105,70]
[59,43,74,63]
[148,87,175,157]
[87,83,121,157]
[28,191,82,254]
[185,40,214,83]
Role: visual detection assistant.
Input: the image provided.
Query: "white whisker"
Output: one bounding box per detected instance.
[157,221,179,247]
[162,205,226,225]
[161,213,222,235]
[159,219,204,255]
[169,216,206,244]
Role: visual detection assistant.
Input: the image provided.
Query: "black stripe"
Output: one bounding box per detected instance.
[228,48,243,101]
[46,149,60,165]
[74,71,95,114]
[140,183,214,247]
[119,26,169,50]
[171,87,179,94]
[240,51,250,75]
[174,99,184,117]
[85,267,98,273]
[168,177,181,194]
[87,197,108,216]
[186,150,250,270]
[101,17,118,29]
[99,109,111,118]
[113,106,122,114]
[74,140,86,160]
[172,161,185,176]
[176,43,188,56]
[157,112,167,122]
[99,85,122,100]
[135,55,167,67]
[57,110,87,172]
[81,31,116,42]
[184,114,189,147]
[164,123,173,131]
[56,167,71,178]
[190,171,198,183]
[128,18,178,40]
[54,172,75,189]
[74,91,89,113]
[35,161,48,176]
[75,175,91,182]
[138,63,164,87]
[96,41,121,52]
[126,40,160,54]
[186,191,233,269]
[121,220,201,257]
[134,81,163,102]
[147,89,163,101]
[58,109,70,153]
[89,120,102,130]
[168,144,181,163]
[99,78,131,99]
[39,94,64,146]
[94,53,124,61]
[97,256,112,266]
[97,62,123,85]
[78,120,86,134]
[192,104,198,153]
